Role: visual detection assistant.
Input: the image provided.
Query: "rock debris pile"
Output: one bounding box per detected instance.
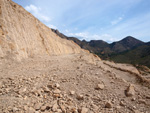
[0,54,150,113]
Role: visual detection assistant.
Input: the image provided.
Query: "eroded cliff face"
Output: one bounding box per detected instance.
[0,0,81,60]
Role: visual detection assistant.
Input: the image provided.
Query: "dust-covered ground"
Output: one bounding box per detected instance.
[0,53,150,113]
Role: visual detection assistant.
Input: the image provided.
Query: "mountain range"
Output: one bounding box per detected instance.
[52,29,150,68]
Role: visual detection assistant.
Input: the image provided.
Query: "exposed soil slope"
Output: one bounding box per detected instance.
[0,0,81,60]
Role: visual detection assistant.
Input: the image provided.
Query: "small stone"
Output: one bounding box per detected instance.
[91,104,98,110]
[24,105,28,111]
[47,84,53,88]
[71,108,78,113]
[120,101,126,106]
[0,89,2,93]
[81,107,88,113]
[138,99,146,104]
[28,107,35,113]
[77,94,84,100]
[70,90,75,95]
[34,103,42,110]
[60,105,66,113]
[105,101,113,108]
[53,89,61,94]
[126,84,135,97]
[43,87,50,93]
[41,105,47,111]
[32,89,42,96]
[95,73,99,75]
[55,83,60,88]
[0,81,3,88]
[43,103,51,111]
[44,111,52,113]
[19,87,27,94]
[116,106,121,109]
[95,83,105,90]
[131,97,136,101]
[133,106,136,109]
[52,103,58,112]
[133,110,142,113]
[35,111,39,113]
[146,95,150,99]
[57,109,62,112]
[12,107,18,112]
[53,93,60,98]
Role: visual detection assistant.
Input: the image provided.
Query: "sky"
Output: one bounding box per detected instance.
[13,0,150,42]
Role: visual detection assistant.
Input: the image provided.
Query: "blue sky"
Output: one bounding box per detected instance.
[13,0,150,42]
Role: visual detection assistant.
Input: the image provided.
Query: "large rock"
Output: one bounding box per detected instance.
[34,103,43,110]
[95,83,105,90]
[81,107,88,113]
[105,101,113,108]
[126,84,135,97]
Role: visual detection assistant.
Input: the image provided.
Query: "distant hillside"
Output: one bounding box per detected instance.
[51,29,149,67]
[110,42,150,68]
[109,36,144,53]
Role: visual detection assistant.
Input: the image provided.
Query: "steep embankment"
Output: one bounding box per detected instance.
[0,0,81,60]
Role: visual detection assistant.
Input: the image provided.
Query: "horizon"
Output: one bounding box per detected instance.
[13,0,150,43]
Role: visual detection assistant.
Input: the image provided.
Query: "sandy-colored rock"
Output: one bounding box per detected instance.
[34,103,43,110]
[105,101,113,108]
[47,84,53,89]
[133,110,142,113]
[95,83,105,90]
[12,107,19,112]
[120,101,126,106]
[53,93,61,98]
[126,84,135,97]
[43,87,50,93]
[60,105,66,113]
[77,94,84,100]
[0,81,3,88]
[18,87,27,94]
[41,105,47,111]
[138,99,146,104]
[28,107,35,113]
[52,103,58,112]
[70,90,75,95]
[53,89,61,94]
[54,83,60,88]
[81,107,88,113]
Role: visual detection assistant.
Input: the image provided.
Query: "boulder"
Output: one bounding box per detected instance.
[95,83,105,90]
[81,107,88,113]
[105,101,113,108]
[126,84,135,97]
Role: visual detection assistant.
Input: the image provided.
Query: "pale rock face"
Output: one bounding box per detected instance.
[0,0,81,60]
[81,107,88,113]
[95,83,105,90]
[126,84,135,97]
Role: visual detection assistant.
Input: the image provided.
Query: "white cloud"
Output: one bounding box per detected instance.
[65,29,69,33]
[111,17,123,25]
[25,4,50,22]
[48,24,57,29]
[66,32,118,42]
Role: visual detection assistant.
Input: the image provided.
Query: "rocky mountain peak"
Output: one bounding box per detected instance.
[119,36,144,45]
